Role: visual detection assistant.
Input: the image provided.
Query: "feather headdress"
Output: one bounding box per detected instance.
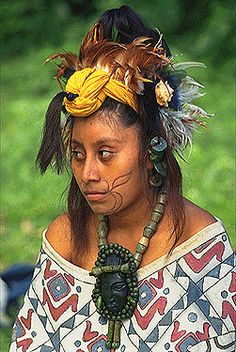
[45,22,210,153]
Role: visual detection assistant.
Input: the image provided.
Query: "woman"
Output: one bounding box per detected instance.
[10,6,235,352]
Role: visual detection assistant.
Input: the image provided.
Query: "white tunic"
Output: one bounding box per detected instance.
[10,220,236,351]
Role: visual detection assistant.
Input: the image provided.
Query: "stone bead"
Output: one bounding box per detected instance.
[95,296,102,309]
[129,263,136,272]
[107,321,115,340]
[151,213,162,223]
[138,236,149,247]
[98,238,107,247]
[112,342,120,349]
[143,227,154,238]
[91,267,102,276]
[120,263,130,273]
[106,342,112,349]
[98,228,108,238]
[158,193,166,204]
[145,221,157,232]
[136,243,147,255]
[154,203,165,214]
[99,218,108,226]
[127,310,133,318]
[134,252,142,264]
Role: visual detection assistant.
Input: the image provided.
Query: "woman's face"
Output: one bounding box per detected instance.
[71,111,152,215]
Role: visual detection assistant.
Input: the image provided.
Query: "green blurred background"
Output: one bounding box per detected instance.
[1,0,235,348]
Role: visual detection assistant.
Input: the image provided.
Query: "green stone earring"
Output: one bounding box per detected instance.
[149,136,167,187]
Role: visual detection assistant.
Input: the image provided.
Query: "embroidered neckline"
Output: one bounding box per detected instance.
[42,218,225,282]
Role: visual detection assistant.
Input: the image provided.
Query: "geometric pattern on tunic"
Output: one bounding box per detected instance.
[10,221,236,352]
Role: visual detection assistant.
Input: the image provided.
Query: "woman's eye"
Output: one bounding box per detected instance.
[98,150,113,160]
[71,150,85,161]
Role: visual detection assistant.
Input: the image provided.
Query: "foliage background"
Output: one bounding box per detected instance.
[1,0,235,348]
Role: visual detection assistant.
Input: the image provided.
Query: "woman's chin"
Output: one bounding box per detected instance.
[88,202,119,216]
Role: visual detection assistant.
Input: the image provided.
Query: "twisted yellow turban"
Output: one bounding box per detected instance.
[64,68,138,117]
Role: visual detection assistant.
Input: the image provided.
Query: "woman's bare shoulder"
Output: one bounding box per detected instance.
[183,198,217,237]
[45,213,72,260]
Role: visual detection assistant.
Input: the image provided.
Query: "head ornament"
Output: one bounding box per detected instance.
[64,67,138,116]
[45,22,210,155]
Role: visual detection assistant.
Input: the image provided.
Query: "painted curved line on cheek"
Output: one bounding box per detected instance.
[82,171,133,213]
[106,192,123,214]
[110,172,132,191]
[105,171,133,214]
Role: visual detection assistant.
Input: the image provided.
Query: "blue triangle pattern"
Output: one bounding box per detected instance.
[61,315,75,329]
[48,332,54,341]
[38,315,47,327]
[207,265,221,279]
[159,310,173,326]
[172,298,184,310]
[196,278,204,291]
[208,316,223,335]
[174,263,187,278]
[128,320,136,335]
[196,299,210,316]
[40,346,54,352]
[139,339,151,352]
[51,330,60,352]
[78,302,90,316]
[224,253,235,267]
[35,260,41,269]
[187,281,202,305]
[145,326,159,343]
[29,298,39,311]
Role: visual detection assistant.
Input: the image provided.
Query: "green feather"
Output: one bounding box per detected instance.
[111,27,119,42]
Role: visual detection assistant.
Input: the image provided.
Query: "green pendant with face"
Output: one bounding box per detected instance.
[90,243,139,349]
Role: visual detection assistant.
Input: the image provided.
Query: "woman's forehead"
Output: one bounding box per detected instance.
[73,109,123,128]
[72,111,132,135]
[71,113,139,145]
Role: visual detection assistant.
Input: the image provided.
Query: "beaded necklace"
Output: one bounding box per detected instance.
[90,191,166,350]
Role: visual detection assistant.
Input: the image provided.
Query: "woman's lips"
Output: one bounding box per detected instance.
[85,192,108,202]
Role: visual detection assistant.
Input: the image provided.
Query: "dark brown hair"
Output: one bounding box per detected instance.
[67,91,184,255]
[37,5,185,257]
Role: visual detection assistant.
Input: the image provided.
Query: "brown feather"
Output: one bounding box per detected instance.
[46,29,171,93]
[79,22,104,61]
[45,52,82,86]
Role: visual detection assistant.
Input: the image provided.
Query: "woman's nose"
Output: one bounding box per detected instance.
[81,158,101,183]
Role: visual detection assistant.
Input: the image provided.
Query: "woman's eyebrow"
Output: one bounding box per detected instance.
[94,138,123,146]
[71,137,122,146]
[71,139,83,147]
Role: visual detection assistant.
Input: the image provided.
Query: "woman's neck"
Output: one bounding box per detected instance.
[107,192,157,243]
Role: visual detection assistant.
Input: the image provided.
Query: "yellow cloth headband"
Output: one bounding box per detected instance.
[64,68,138,117]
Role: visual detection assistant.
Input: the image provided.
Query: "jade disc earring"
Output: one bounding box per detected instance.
[149,136,167,186]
